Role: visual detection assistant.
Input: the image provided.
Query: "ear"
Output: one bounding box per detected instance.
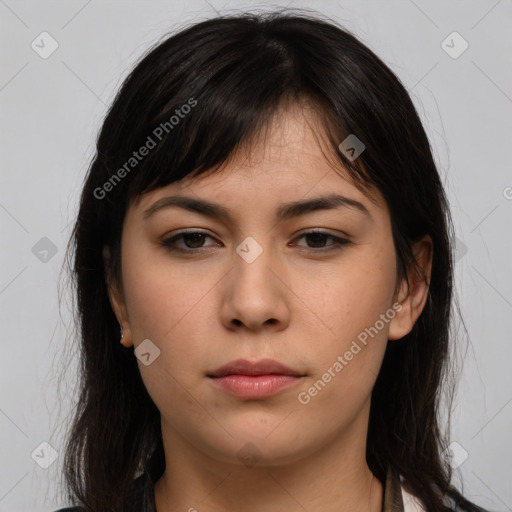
[103,245,133,347]
[388,234,433,341]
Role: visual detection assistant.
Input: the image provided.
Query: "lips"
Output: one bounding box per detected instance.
[207,358,304,378]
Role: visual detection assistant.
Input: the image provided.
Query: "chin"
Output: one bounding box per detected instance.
[194,428,313,468]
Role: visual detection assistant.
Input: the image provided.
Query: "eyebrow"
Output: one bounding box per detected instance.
[142,193,372,222]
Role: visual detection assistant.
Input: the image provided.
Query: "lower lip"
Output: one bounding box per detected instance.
[209,374,303,399]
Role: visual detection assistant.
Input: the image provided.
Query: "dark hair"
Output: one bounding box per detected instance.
[60,8,486,512]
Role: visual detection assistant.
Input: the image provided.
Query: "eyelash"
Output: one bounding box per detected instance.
[160,230,351,254]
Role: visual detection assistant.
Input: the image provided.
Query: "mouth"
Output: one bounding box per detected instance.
[207,358,304,378]
[207,358,306,399]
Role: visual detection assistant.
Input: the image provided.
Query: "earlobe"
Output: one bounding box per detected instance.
[388,235,433,341]
[103,245,134,347]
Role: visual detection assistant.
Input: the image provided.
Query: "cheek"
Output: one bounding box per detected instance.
[120,247,213,419]
[293,269,393,427]
[294,242,397,346]
[292,243,396,402]
[121,241,215,342]
[120,241,224,397]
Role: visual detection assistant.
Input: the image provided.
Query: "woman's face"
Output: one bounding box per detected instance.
[108,103,429,468]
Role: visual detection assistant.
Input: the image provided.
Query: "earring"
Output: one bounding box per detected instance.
[120,326,124,342]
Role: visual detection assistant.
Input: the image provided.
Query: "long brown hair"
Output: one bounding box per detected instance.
[60,9,485,511]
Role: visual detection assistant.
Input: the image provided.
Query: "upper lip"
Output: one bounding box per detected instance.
[208,358,304,378]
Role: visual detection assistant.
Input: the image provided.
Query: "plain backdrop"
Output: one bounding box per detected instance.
[1,1,511,511]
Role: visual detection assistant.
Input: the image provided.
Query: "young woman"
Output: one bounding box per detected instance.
[56,9,487,512]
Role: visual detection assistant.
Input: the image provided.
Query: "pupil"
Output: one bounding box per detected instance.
[184,233,205,248]
[307,233,326,247]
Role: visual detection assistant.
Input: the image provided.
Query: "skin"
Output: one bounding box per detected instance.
[106,102,432,512]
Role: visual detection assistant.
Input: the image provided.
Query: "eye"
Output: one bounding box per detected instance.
[161,229,351,254]
[292,230,351,251]
[161,230,218,253]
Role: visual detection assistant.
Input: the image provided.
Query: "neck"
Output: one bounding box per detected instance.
[154,416,383,512]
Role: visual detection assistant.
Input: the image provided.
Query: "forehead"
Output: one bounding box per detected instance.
[133,101,387,219]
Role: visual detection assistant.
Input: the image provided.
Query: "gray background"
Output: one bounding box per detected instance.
[1,1,511,511]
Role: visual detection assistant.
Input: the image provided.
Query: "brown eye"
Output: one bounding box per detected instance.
[293,231,351,250]
[161,231,219,253]
[161,230,351,255]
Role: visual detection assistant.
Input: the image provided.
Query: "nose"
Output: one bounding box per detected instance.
[220,240,291,333]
